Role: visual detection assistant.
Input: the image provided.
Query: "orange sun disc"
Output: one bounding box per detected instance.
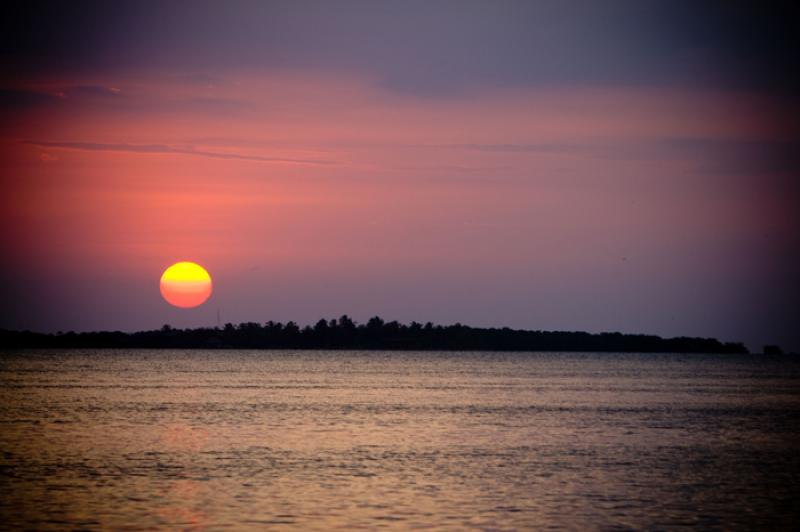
[160,262,213,308]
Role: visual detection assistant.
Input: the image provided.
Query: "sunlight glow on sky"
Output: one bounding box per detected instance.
[0,1,798,351]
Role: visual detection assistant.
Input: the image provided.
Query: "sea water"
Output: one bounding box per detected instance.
[1,350,798,530]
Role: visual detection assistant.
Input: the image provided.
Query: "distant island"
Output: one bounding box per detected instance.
[1,316,752,353]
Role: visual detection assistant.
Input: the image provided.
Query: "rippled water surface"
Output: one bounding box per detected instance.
[1,350,799,530]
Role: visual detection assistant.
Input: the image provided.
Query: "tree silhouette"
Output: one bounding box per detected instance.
[0,316,753,354]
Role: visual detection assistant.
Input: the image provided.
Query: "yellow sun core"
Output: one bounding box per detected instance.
[160,261,213,308]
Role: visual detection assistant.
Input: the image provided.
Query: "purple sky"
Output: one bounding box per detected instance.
[1,1,798,351]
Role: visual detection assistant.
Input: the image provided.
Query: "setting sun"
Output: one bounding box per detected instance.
[159,262,213,308]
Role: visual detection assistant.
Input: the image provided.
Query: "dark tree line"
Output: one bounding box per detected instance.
[1,315,749,353]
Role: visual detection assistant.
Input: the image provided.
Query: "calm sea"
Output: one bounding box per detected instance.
[1,350,798,530]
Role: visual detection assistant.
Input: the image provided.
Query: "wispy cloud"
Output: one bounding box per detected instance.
[23,141,336,166]
[447,143,581,154]
[0,89,59,110]
[0,84,254,117]
[447,139,800,174]
[62,85,122,98]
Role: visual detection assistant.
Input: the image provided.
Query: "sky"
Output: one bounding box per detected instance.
[1,0,798,351]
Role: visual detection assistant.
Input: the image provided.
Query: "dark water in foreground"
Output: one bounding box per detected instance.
[1,350,799,530]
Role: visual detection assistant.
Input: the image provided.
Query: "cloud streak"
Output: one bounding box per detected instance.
[448,139,800,174]
[24,141,336,166]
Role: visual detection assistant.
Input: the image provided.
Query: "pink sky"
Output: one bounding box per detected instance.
[1,2,798,351]
[2,70,796,351]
